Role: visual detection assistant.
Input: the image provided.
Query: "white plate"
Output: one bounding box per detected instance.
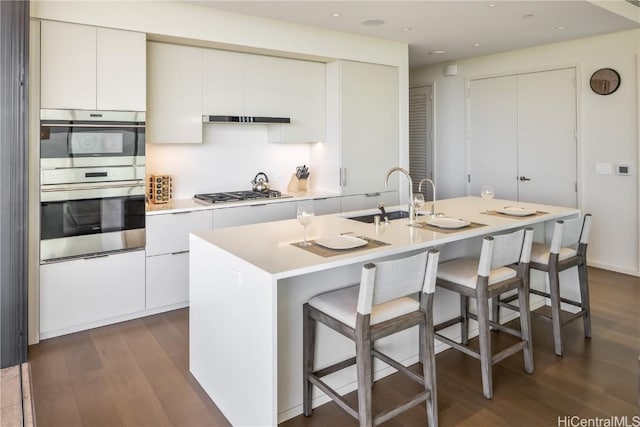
[425,217,471,229]
[497,206,536,216]
[315,235,368,250]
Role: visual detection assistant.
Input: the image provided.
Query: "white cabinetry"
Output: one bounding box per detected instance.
[268,58,325,143]
[201,49,325,143]
[300,197,341,216]
[40,250,146,339]
[214,202,296,228]
[147,42,203,144]
[325,60,399,196]
[40,20,145,111]
[340,192,398,213]
[145,210,213,310]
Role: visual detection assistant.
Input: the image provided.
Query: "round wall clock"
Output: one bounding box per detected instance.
[590,68,621,95]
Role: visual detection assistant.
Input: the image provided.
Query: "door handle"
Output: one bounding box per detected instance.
[519,176,532,181]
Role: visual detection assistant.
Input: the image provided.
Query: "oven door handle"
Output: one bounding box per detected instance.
[40,181,145,202]
[40,180,144,193]
[42,123,145,128]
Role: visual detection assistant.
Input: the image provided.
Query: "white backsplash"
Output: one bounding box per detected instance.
[146,124,312,199]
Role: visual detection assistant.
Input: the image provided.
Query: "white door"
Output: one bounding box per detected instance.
[517,68,577,207]
[468,68,577,207]
[468,75,518,200]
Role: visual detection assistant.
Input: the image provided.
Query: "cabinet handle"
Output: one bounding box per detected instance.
[171,211,193,215]
[83,253,109,260]
[314,197,328,201]
[365,192,381,197]
[250,204,267,207]
[171,250,189,255]
[339,168,346,187]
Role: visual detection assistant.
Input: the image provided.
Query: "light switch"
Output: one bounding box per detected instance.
[595,162,613,175]
[616,165,630,176]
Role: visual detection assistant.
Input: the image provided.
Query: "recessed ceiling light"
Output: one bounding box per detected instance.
[332,13,340,17]
[362,19,385,26]
[430,50,446,55]
[402,27,412,31]
[488,3,497,7]
[522,14,534,19]
[556,25,566,30]
[473,43,480,47]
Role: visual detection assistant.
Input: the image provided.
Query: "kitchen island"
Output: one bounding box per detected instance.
[189,196,580,426]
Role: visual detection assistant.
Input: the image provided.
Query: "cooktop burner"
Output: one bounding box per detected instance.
[194,190,291,204]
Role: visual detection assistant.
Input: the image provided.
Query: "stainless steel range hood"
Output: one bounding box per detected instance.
[202,115,290,124]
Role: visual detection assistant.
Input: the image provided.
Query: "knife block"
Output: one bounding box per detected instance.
[288,173,308,193]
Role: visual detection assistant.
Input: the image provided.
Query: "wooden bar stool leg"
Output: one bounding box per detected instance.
[355,324,373,427]
[548,263,564,356]
[491,296,500,331]
[476,285,493,399]
[460,294,469,345]
[578,261,592,338]
[518,281,534,373]
[421,294,438,427]
[302,304,316,416]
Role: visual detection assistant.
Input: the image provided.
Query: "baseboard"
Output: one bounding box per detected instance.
[588,261,640,277]
[39,301,189,340]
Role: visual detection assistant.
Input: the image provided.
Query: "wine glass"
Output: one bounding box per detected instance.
[412,193,425,221]
[480,185,495,214]
[297,204,315,246]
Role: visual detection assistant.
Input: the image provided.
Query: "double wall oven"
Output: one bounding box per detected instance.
[39,109,146,262]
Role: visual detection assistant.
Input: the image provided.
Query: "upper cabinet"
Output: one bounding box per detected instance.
[147,42,203,144]
[40,20,145,111]
[329,60,399,196]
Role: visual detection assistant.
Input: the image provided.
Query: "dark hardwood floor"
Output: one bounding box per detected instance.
[30,267,639,426]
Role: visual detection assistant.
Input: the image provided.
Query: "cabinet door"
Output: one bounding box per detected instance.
[269,59,326,143]
[147,42,203,143]
[202,49,245,116]
[41,21,97,110]
[146,210,213,256]
[97,27,146,111]
[214,202,296,228]
[340,61,399,195]
[244,55,285,117]
[40,250,145,338]
[146,252,189,310]
[300,197,341,216]
[340,192,399,213]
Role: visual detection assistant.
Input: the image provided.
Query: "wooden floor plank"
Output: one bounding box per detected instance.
[28,267,639,426]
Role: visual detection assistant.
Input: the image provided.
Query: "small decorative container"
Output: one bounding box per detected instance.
[148,175,173,204]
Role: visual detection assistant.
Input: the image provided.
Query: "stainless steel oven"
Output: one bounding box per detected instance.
[39,109,146,262]
[40,109,145,169]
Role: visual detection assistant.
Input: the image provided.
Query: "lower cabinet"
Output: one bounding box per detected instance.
[303,197,341,216]
[214,201,296,228]
[40,250,146,338]
[340,191,399,213]
[146,252,189,310]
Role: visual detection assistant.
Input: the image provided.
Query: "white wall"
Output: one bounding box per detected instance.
[411,29,640,275]
[146,126,313,198]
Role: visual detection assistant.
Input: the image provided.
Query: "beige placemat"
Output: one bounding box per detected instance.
[409,221,487,234]
[481,210,549,220]
[292,235,390,258]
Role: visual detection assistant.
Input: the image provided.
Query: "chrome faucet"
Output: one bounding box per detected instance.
[418,178,437,217]
[384,167,414,224]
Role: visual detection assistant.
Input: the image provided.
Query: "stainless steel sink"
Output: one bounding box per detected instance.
[347,210,423,223]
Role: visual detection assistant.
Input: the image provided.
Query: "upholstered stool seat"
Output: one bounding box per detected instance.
[303,250,440,427]
[434,228,534,400]
[496,214,592,356]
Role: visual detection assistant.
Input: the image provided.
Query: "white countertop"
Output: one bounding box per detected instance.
[145,190,340,215]
[191,196,579,279]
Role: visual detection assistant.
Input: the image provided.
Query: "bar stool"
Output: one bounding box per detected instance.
[496,214,592,356]
[303,250,440,427]
[434,228,534,400]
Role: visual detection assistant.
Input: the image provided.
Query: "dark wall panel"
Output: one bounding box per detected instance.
[0,0,29,368]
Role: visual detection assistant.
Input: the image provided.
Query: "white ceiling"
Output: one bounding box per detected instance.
[190,0,640,68]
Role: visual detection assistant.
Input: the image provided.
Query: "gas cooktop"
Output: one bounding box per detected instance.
[194,190,291,204]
